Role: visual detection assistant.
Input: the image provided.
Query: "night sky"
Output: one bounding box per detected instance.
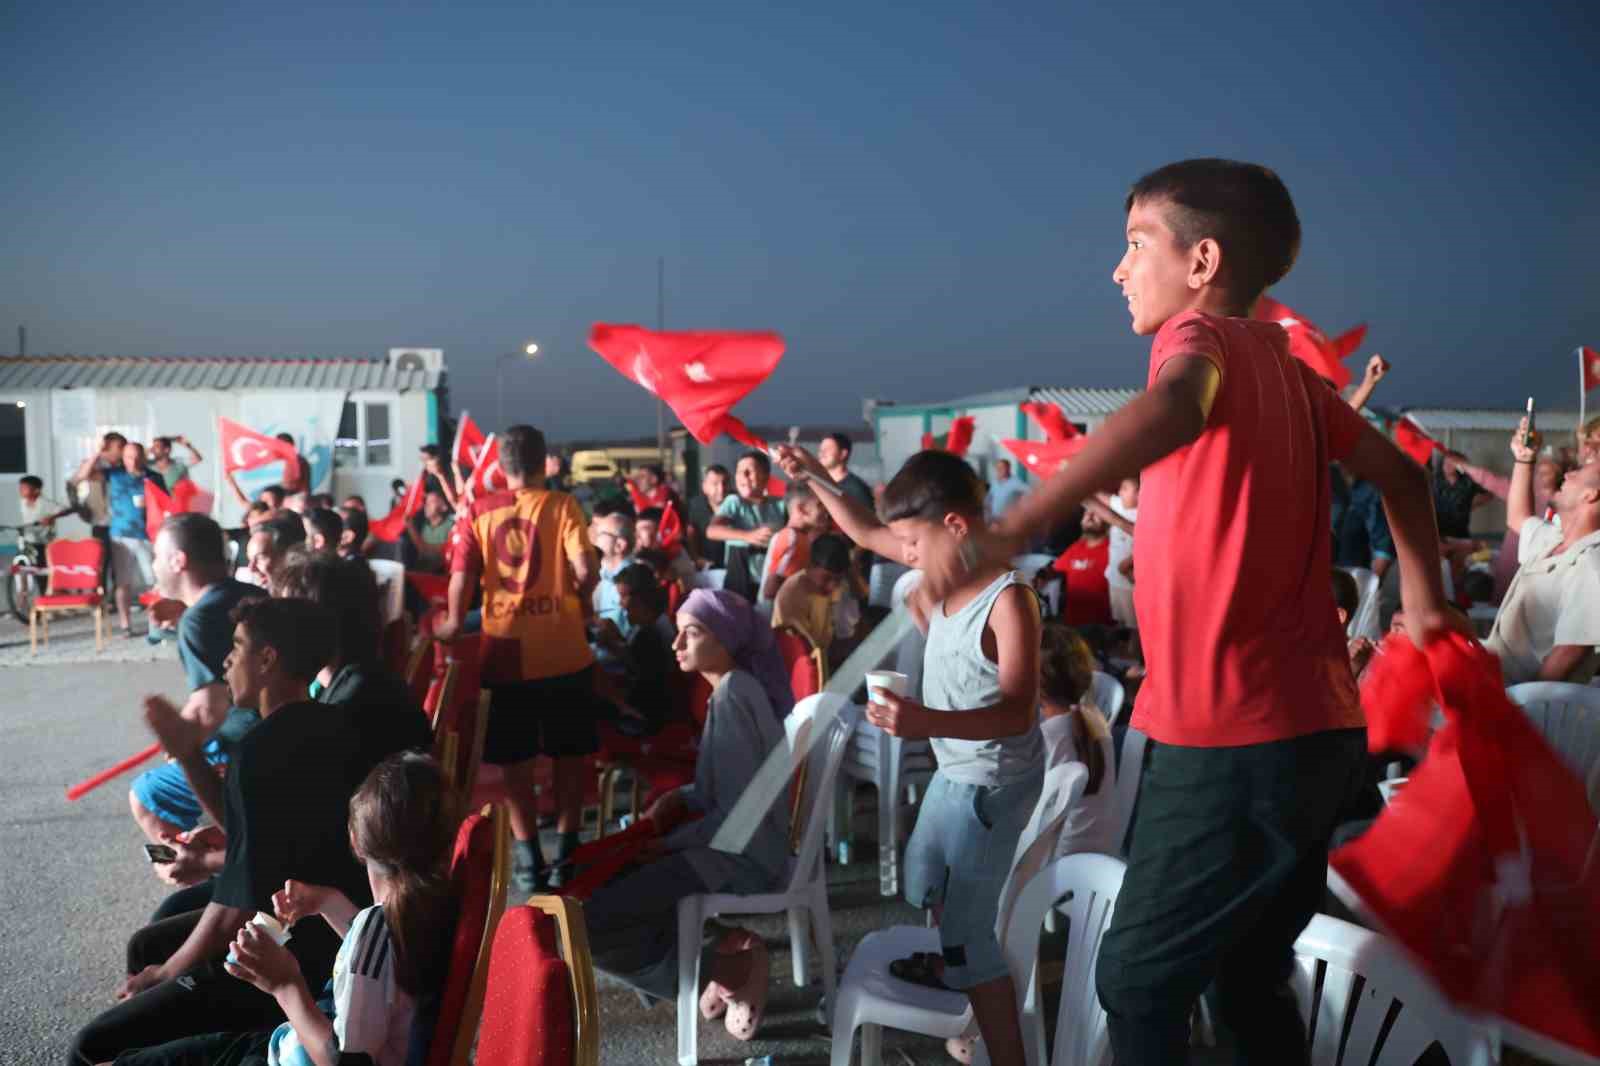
[5,1,1597,440]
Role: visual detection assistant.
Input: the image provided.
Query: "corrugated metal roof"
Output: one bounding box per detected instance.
[0,355,440,392]
[1029,386,1142,417]
[1404,408,1582,433]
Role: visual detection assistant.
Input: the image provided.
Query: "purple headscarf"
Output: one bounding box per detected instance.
[679,588,795,720]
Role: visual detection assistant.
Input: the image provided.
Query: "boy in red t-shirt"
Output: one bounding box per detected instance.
[979,159,1458,1064]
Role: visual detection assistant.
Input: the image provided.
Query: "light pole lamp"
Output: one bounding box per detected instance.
[496,343,541,428]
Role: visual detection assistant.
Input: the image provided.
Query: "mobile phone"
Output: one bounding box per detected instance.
[1525,397,1536,434]
[144,843,177,864]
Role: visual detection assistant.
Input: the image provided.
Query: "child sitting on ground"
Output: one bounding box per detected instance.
[777,445,1043,1066]
[110,752,458,1066]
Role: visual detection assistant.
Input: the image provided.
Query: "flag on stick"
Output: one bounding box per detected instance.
[218,418,300,475]
[1253,295,1367,390]
[370,477,426,543]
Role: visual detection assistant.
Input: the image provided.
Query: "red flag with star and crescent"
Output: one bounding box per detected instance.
[999,436,1089,480]
[588,325,785,450]
[1581,346,1600,394]
[452,411,489,469]
[1020,401,1081,443]
[465,434,507,498]
[921,416,977,457]
[218,417,301,475]
[1253,295,1367,390]
[369,476,426,543]
[1393,416,1446,467]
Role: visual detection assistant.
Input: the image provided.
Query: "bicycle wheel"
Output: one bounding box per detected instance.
[7,565,33,624]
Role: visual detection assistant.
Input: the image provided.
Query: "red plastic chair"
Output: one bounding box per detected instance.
[476,897,599,1066]
[427,805,510,1066]
[775,624,827,700]
[31,538,107,654]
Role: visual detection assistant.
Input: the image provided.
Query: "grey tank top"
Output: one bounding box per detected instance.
[923,569,1043,786]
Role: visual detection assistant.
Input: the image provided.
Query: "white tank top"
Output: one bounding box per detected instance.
[922,570,1043,786]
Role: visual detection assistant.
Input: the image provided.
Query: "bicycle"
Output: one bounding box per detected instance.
[2,524,51,624]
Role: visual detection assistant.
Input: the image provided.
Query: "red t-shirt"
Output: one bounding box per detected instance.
[1131,310,1365,747]
[1052,537,1114,627]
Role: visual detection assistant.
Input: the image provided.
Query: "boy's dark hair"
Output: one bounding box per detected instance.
[593,498,635,521]
[1126,158,1301,307]
[704,463,730,480]
[633,547,673,574]
[1330,568,1359,619]
[263,513,307,549]
[343,494,367,510]
[340,505,370,544]
[810,534,851,575]
[499,424,547,479]
[638,506,664,525]
[274,432,297,448]
[739,450,772,477]
[879,450,986,523]
[1039,621,1107,795]
[162,513,228,572]
[419,444,441,459]
[230,596,336,682]
[614,562,667,614]
[259,485,287,507]
[823,432,853,458]
[102,432,128,449]
[153,435,174,450]
[309,493,337,511]
[275,554,384,666]
[304,507,344,549]
[641,463,665,480]
[19,474,42,491]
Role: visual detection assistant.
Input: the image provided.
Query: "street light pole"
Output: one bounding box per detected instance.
[497,343,541,429]
[656,257,666,466]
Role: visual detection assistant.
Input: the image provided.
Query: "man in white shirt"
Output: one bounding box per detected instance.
[1106,477,1139,629]
[1485,420,1600,684]
[986,459,1028,521]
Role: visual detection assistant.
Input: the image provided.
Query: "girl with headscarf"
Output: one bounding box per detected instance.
[582,589,791,1041]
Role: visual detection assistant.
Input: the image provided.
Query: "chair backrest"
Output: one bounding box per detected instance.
[1341,566,1383,641]
[774,624,825,701]
[406,634,437,706]
[999,852,1126,1066]
[476,895,600,1066]
[868,560,910,608]
[428,805,511,1066]
[1114,726,1148,858]
[890,567,923,608]
[1011,553,1057,577]
[368,559,406,624]
[688,568,726,591]
[1506,682,1600,816]
[1291,913,1490,1066]
[1088,671,1125,726]
[785,695,861,889]
[45,538,105,595]
[995,762,1089,945]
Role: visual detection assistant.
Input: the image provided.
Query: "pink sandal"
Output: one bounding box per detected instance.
[722,937,770,1041]
[699,979,732,1021]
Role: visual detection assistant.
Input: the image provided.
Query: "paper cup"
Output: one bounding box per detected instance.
[227,912,291,966]
[864,669,910,705]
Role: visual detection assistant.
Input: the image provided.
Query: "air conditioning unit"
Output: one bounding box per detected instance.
[387,348,445,374]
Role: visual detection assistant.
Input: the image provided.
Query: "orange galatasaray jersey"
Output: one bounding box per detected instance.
[451,488,594,684]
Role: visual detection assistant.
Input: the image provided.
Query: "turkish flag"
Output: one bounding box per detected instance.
[1253,295,1366,390]
[1020,401,1080,443]
[1393,416,1445,466]
[588,324,784,449]
[1580,346,1600,393]
[1000,436,1089,480]
[1332,633,1600,1055]
[658,499,684,551]
[452,412,489,469]
[218,417,300,475]
[922,416,976,457]
[369,477,426,543]
[465,434,507,498]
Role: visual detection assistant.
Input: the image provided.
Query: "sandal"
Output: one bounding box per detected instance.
[699,979,732,1021]
[945,1035,980,1064]
[722,937,770,1041]
[888,951,948,990]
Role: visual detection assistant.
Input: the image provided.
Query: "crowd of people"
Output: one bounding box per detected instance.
[41,156,1600,1066]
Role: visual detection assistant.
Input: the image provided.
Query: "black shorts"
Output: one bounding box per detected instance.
[482,666,601,764]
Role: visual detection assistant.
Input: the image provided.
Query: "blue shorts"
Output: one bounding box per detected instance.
[129,738,231,831]
[903,768,1042,989]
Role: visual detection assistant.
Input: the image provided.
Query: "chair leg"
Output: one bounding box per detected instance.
[812,883,838,1021]
[30,609,38,655]
[880,741,901,898]
[786,905,810,987]
[860,1021,883,1066]
[676,898,702,1066]
[95,607,104,652]
[596,767,613,839]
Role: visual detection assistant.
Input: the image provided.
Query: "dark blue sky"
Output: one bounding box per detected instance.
[5,1,1597,439]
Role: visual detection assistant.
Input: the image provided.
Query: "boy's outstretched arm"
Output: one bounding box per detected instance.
[1336,423,1456,642]
[995,355,1220,548]
[775,445,908,564]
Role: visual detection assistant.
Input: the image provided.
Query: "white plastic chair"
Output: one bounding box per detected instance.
[1088,671,1125,727]
[1506,682,1600,816]
[1113,726,1147,858]
[676,695,859,1065]
[868,560,910,608]
[1003,852,1126,1066]
[1292,913,1493,1066]
[367,559,405,625]
[1341,566,1383,641]
[1014,553,1060,615]
[687,567,726,591]
[829,763,1089,1066]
